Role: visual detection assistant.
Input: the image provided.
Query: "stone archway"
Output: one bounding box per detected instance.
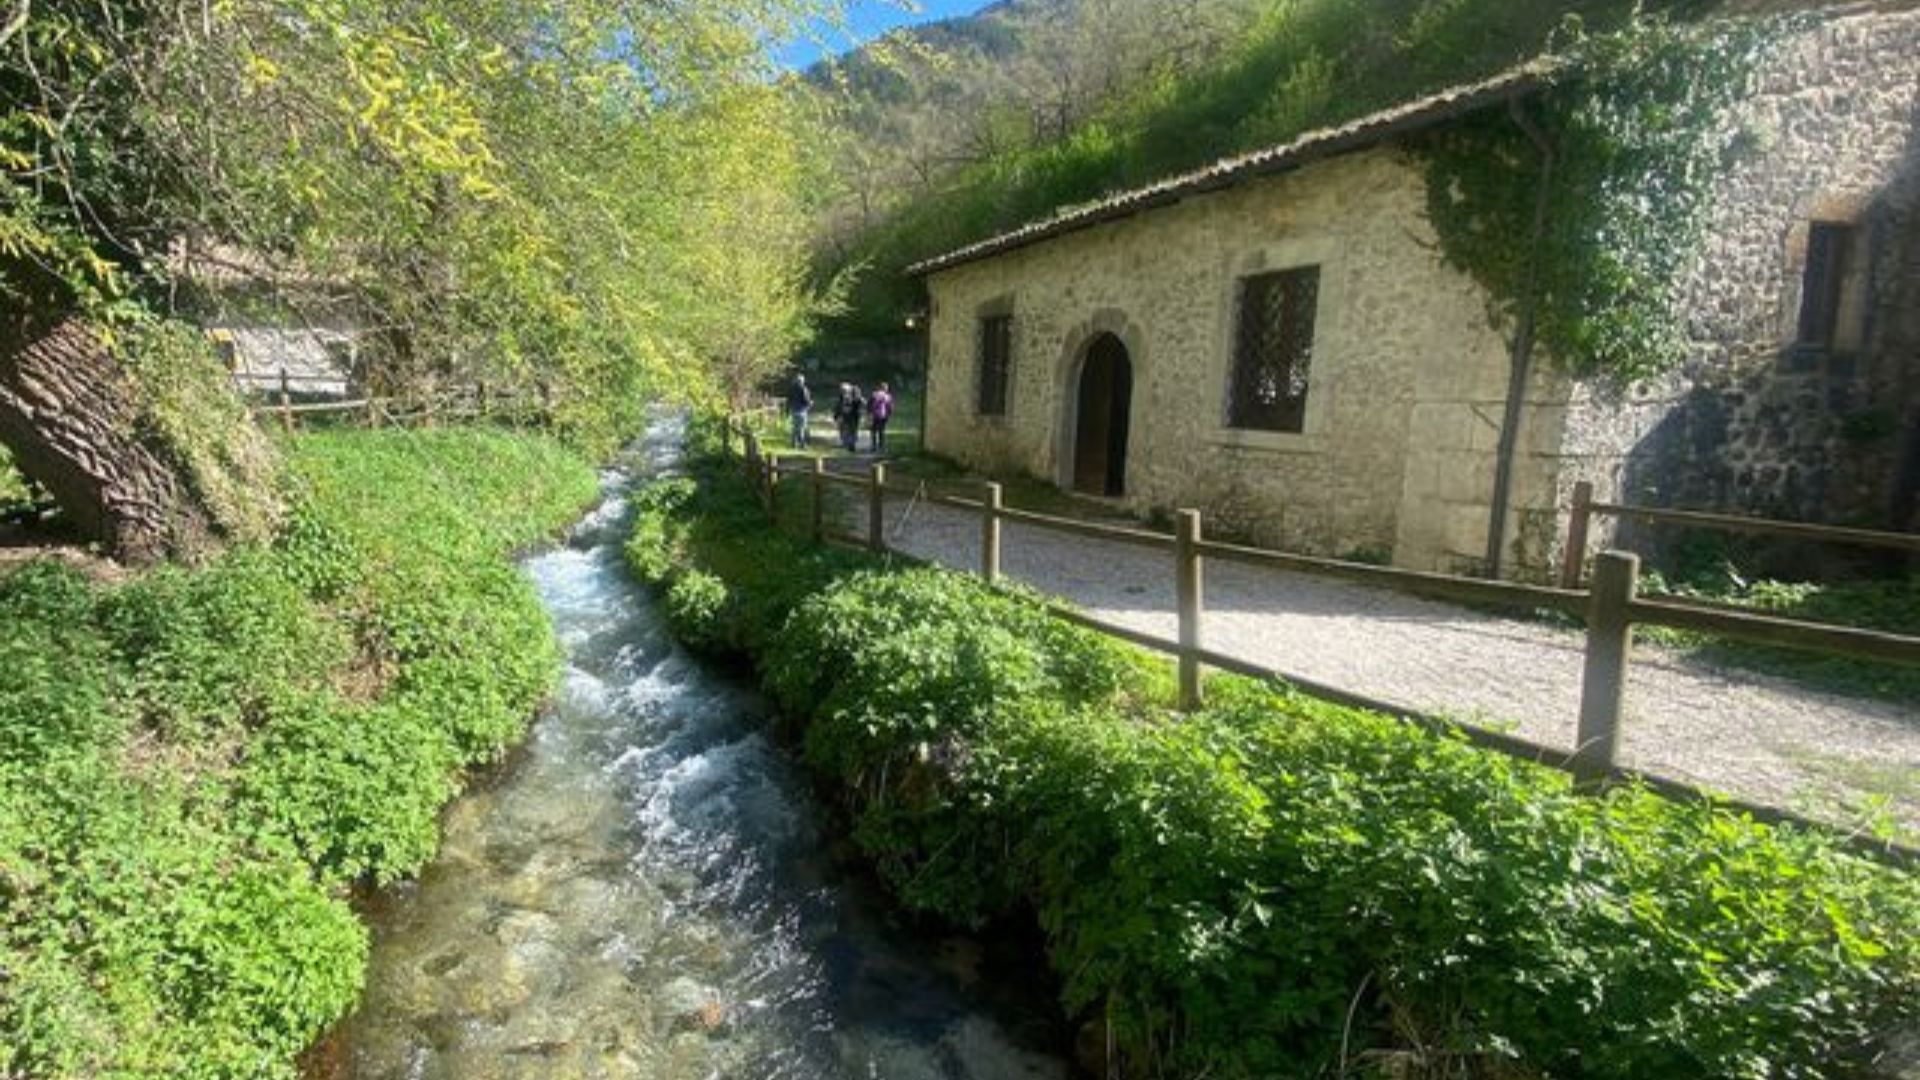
[1071,332,1132,497]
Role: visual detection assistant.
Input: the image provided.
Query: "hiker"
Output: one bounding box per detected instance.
[834,382,864,452]
[785,373,812,449]
[868,382,894,453]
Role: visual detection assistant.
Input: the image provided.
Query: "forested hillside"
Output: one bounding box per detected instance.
[808,0,1719,341]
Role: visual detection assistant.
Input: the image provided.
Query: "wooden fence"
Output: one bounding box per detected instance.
[1560,479,1920,589]
[241,375,538,433]
[725,422,1920,863]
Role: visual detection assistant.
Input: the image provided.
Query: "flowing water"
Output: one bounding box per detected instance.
[319,421,1071,1079]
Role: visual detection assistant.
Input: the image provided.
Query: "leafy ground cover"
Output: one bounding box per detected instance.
[1639,566,1920,706]
[0,444,35,512]
[629,420,1919,1079]
[0,427,596,1079]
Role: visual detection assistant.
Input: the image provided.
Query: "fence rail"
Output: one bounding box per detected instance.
[727,422,1919,864]
[1561,479,1920,588]
[243,379,540,433]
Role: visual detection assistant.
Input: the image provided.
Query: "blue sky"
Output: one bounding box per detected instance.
[774,0,996,70]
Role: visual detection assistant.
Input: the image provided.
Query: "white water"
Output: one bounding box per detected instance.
[326,420,1068,1079]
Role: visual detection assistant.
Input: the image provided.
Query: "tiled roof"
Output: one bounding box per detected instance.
[906,64,1550,277]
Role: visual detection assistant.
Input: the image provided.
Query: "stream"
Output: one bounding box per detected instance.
[318,421,1072,1079]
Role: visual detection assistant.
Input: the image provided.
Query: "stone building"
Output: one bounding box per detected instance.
[910,3,1920,578]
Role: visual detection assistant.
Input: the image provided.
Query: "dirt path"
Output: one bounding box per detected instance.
[857,493,1919,834]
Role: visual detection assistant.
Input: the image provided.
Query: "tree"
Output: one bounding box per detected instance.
[2,0,840,558]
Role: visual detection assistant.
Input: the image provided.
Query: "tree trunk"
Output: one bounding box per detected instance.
[0,316,215,563]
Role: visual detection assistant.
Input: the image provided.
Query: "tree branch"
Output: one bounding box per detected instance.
[0,0,28,54]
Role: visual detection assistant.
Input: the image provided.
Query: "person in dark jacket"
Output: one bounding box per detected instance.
[834,382,864,452]
[786,373,812,449]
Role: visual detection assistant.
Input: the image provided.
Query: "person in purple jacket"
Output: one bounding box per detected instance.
[867,382,894,453]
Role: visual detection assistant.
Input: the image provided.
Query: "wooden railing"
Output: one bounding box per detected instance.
[1560,479,1920,589]
[725,425,1920,862]
[242,377,538,434]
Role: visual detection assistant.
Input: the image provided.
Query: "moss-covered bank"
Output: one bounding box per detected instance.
[627,421,1918,1080]
[0,427,598,1078]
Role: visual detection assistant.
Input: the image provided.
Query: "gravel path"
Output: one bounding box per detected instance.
[856,493,1920,834]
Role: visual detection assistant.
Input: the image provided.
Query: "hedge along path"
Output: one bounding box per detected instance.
[845,496,1920,836]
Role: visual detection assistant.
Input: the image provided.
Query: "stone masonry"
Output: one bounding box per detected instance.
[919,4,1920,578]
[1557,5,1920,557]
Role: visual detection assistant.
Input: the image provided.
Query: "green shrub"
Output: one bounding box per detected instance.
[624,463,871,656]
[0,565,122,768]
[647,454,1920,1080]
[272,501,365,601]
[97,550,351,742]
[768,569,1141,783]
[664,568,731,651]
[0,426,596,1077]
[0,441,35,510]
[239,693,457,884]
[0,759,364,1080]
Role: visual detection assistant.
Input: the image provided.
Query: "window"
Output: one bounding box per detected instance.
[1228,266,1320,433]
[977,313,1012,416]
[1795,221,1852,351]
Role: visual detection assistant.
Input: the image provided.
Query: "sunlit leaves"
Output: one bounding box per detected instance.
[5,0,843,454]
[1419,13,1788,383]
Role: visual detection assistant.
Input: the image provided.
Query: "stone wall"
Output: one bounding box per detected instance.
[1558,5,1920,565]
[921,4,1920,579]
[923,148,1572,574]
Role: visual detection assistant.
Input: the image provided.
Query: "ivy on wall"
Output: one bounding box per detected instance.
[1417,14,1790,385]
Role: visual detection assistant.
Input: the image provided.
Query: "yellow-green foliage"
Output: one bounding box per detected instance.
[633,444,1920,1080]
[0,427,596,1078]
[4,0,843,460]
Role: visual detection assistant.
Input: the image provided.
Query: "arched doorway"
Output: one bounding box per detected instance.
[1071,333,1132,497]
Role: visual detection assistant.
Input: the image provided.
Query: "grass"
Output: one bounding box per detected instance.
[1637,570,1920,706]
[0,425,597,1079]
[1783,747,1920,827]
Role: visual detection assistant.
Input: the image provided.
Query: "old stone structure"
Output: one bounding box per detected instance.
[1570,4,1920,545]
[912,3,1920,578]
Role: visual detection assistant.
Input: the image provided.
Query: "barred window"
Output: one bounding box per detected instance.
[978,314,1012,416]
[1228,266,1319,433]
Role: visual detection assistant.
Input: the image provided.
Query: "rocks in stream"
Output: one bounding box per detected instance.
[660,975,731,1036]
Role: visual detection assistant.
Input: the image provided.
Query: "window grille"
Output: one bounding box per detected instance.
[978,314,1012,416]
[1228,266,1319,433]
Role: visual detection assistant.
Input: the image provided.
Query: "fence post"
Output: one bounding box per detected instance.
[765,454,780,517]
[1561,480,1594,589]
[1573,550,1638,788]
[277,371,293,435]
[744,430,760,486]
[868,463,887,553]
[721,417,734,459]
[1176,509,1204,711]
[980,482,1003,583]
[810,457,826,542]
